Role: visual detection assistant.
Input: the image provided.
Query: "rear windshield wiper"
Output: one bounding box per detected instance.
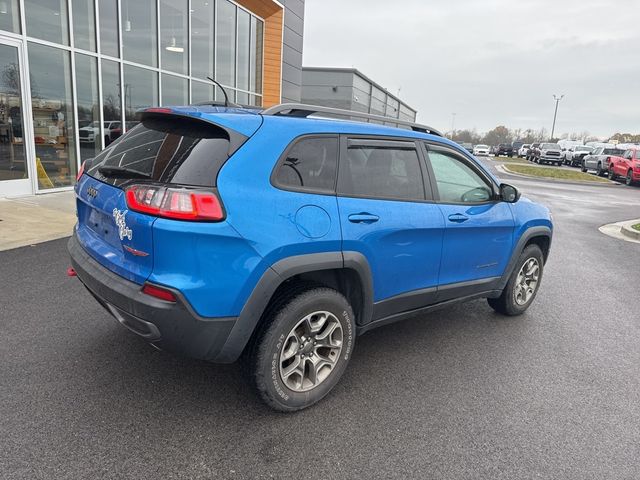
[98,165,151,179]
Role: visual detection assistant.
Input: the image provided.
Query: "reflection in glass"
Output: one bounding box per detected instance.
[123,65,158,122]
[237,9,250,97]
[24,0,69,45]
[75,54,101,161]
[191,0,214,81]
[216,0,236,87]
[122,0,157,67]
[0,44,27,181]
[101,59,121,146]
[28,42,76,189]
[0,0,20,33]
[99,0,119,57]
[160,0,188,75]
[251,17,263,95]
[191,81,213,104]
[162,74,188,106]
[72,0,96,51]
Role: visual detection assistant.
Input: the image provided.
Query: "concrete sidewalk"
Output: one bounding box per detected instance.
[0,191,76,252]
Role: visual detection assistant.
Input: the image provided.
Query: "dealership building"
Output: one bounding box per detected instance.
[0,0,304,197]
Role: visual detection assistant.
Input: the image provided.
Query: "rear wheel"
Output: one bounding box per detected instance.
[626,170,634,186]
[488,244,544,316]
[596,163,603,176]
[247,287,355,412]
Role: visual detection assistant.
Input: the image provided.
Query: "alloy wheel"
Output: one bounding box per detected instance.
[514,258,540,306]
[279,311,343,392]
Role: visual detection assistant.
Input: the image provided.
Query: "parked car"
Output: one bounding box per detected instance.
[607,148,640,185]
[564,145,593,167]
[531,143,563,166]
[68,103,553,411]
[581,147,625,176]
[512,141,524,155]
[473,144,490,156]
[78,121,122,146]
[496,143,514,157]
[518,144,530,158]
[461,142,474,153]
[526,143,541,161]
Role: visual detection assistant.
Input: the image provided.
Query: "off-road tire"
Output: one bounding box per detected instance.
[246,287,356,412]
[488,244,544,316]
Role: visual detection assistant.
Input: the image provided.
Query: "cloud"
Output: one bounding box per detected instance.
[303,0,640,137]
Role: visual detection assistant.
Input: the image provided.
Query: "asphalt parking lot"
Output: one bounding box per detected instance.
[2,166,640,479]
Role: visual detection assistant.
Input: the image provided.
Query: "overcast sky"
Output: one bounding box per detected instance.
[303,0,640,138]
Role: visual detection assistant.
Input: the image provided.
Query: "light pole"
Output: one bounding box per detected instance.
[550,94,564,140]
[450,112,456,139]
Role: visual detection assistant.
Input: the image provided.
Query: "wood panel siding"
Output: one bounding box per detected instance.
[236,0,284,107]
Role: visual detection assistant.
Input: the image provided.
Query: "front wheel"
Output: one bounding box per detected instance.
[581,161,588,173]
[247,287,355,412]
[488,244,544,316]
[626,170,634,186]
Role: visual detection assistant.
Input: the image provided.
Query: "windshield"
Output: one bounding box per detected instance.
[575,146,592,152]
[476,145,488,149]
[541,143,557,149]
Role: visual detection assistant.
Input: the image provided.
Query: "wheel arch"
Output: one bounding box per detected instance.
[213,251,373,363]
[497,226,552,291]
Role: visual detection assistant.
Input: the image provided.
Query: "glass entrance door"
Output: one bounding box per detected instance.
[0,36,32,197]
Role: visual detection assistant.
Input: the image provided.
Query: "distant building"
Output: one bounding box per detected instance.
[301,67,417,122]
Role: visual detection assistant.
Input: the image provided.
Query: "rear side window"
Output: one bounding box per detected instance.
[273,136,338,193]
[339,139,425,201]
[86,116,232,188]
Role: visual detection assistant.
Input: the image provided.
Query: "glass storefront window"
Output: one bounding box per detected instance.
[101,59,121,146]
[99,0,119,58]
[237,9,250,95]
[75,53,100,161]
[160,0,188,75]
[250,16,263,95]
[0,0,20,33]
[161,74,187,106]
[72,0,96,52]
[28,42,76,189]
[191,81,213,104]
[216,0,236,88]
[123,64,158,122]
[122,0,157,67]
[0,43,27,181]
[24,0,69,45]
[191,0,214,81]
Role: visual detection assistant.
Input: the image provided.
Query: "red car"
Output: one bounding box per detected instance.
[608,147,640,186]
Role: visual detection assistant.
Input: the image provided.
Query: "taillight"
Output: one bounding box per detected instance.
[76,161,86,181]
[142,283,177,302]
[125,184,225,221]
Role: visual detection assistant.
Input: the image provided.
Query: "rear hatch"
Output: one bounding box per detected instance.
[75,109,259,285]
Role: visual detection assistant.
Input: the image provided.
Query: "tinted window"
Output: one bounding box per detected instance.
[428,149,493,203]
[635,151,640,160]
[86,116,232,188]
[274,137,338,193]
[340,140,425,201]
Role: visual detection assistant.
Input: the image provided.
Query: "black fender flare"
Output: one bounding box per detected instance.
[213,251,373,363]
[496,226,552,291]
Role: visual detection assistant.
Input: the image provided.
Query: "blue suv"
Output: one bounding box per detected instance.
[68,104,553,411]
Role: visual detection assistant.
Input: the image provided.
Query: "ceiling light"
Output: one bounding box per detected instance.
[0,2,8,14]
[165,37,184,53]
[125,20,131,32]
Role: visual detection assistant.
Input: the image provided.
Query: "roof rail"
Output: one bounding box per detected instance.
[261,103,442,137]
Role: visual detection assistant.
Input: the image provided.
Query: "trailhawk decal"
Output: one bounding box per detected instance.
[113,208,133,241]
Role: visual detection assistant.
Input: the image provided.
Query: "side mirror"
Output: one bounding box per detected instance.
[500,183,520,203]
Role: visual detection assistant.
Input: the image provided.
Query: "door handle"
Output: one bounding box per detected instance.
[348,213,379,224]
[448,213,469,223]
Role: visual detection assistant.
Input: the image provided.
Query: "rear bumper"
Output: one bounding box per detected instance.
[68,233,237,362]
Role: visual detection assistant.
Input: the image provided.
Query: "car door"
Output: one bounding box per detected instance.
[422,143,515,301]
[337,137,445,321]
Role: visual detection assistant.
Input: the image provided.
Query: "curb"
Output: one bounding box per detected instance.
[620,221,640,241]
[497,164,620,187]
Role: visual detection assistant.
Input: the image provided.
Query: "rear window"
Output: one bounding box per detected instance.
[85,116,232,188]
[273,136,339,193]
[603,148,624,155]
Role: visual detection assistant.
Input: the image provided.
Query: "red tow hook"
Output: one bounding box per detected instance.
[66,267,77,277]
